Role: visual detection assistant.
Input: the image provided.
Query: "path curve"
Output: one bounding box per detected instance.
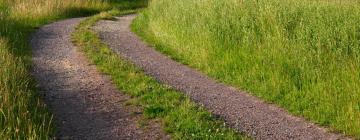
[31,18,168,140]
[93,15,349,140]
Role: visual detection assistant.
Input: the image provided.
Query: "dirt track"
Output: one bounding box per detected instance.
[93,15,348,140]
[31,18,169,140]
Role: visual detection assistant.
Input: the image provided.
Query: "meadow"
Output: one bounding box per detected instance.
[133,0,360,137]
[0,0,146,139]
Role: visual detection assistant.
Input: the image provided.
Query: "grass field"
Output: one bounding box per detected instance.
[133,0,360,137]
[72,10,246,139]
[0,0,146,139]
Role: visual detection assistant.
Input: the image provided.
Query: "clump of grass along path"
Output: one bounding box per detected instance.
[133,0,360,137]
[72,10,246,139]
[0,0,146,139]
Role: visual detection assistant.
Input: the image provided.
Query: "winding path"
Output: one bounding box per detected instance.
[31,18,168,139]
[93,15,348,140]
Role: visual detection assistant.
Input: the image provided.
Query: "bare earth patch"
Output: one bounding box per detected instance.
[93,15,350,140]
[31,18,169,140]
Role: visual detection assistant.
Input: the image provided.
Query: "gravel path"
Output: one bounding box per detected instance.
[31,18,169,140]
[93,15,349,140]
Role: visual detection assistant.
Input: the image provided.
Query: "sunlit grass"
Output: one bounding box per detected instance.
[133,0,360,137]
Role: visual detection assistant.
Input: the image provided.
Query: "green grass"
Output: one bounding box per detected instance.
[0,0,146,139]
[72,10,247,139]
[132,0,360,138]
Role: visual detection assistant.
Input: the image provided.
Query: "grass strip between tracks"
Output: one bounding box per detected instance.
[72,10,247,139]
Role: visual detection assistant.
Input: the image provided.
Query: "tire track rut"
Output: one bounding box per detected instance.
[31,18,168,140]
[93,15,349,140]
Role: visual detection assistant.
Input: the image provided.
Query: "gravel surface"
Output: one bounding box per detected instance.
[93,15,349,140]
[31,18,169,140]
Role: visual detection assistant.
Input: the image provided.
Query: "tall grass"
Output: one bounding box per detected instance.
[0,0,146,139]
[133,0,360,137]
